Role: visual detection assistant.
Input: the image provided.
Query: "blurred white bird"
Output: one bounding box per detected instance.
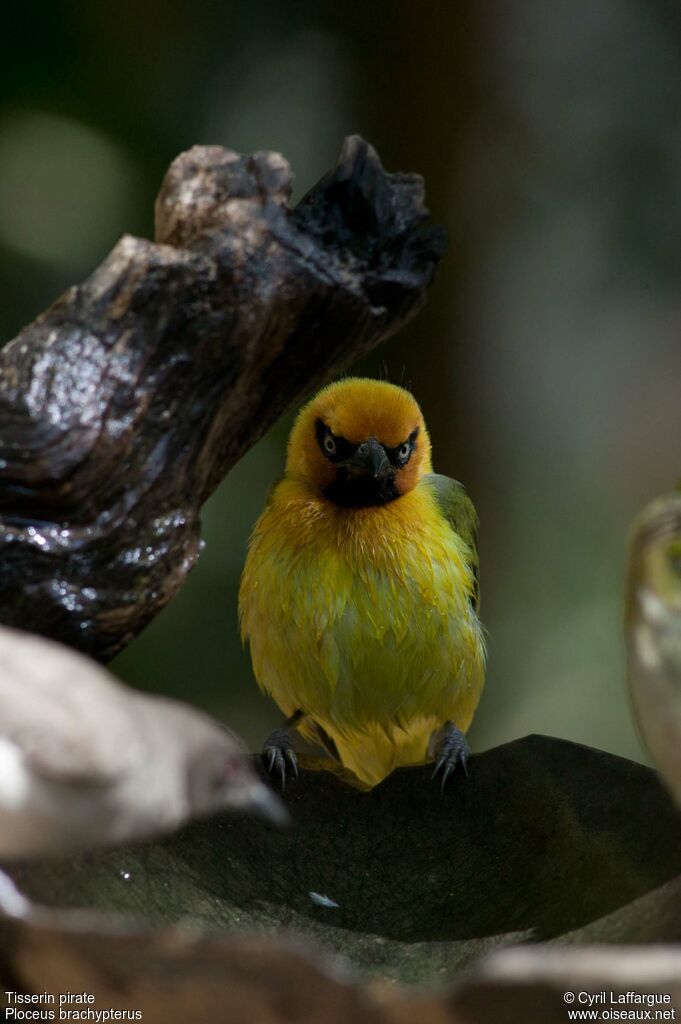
[0,625,285,858]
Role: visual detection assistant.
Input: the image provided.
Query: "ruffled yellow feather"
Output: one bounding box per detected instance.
[239,378,485,786]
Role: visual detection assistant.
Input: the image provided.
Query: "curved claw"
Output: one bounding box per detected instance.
[262,728,298,790]
[286,746,299,778]
[430,721,470,792]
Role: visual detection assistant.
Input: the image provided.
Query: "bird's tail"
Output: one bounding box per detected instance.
[302,717,438,788]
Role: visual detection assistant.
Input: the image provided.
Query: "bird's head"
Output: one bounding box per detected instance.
[286,378,432,507]
[154,702,288,826]
[186,734,288,825]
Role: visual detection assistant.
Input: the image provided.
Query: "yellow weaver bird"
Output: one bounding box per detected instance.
[239,378,486,788]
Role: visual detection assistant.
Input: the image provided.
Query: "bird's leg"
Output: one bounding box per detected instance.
[262,711,302,789]
[310,722,340,761]
[429,720,470,791]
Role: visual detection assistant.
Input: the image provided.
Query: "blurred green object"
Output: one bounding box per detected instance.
[626,490,681,806]
[3,0,681,763]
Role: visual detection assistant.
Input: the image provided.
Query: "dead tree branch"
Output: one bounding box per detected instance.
[0,136,445,660]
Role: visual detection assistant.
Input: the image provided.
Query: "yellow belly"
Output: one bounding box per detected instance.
[239,478,486,786]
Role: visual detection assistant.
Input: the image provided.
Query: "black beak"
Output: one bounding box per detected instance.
[344,437,392,480]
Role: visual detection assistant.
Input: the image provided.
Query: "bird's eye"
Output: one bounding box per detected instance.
[212,754,241,790]
[323,434,337,456]
[398,441,411,462]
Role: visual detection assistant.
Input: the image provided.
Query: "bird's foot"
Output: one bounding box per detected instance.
[262,729,298,789]
[429,721,470,791]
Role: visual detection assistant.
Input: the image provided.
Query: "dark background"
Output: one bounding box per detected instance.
[2,1,681,763]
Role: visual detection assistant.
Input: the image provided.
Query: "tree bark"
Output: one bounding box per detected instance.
[0,136,445,660]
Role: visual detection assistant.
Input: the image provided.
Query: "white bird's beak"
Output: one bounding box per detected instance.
[231,777,290,826]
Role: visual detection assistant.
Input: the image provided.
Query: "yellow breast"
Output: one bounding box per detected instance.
[239,477,485,785]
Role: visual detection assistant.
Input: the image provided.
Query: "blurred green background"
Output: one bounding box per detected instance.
[2,1,681,764]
